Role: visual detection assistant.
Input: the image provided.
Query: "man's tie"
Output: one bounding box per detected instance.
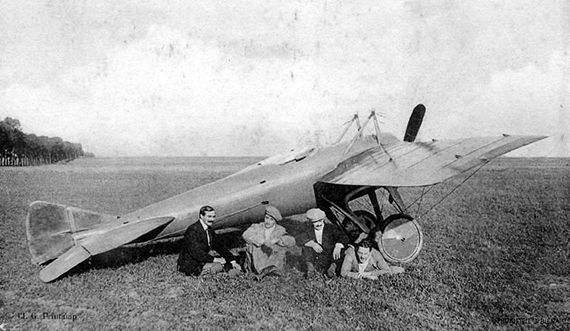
[206,228,212,248]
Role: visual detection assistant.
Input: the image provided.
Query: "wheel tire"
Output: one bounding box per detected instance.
[376,214,423,264]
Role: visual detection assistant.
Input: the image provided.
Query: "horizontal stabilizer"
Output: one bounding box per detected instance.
[39,245,91,283]
[80,216,175,255]
[319,135,547,187]
[37,216,174,282]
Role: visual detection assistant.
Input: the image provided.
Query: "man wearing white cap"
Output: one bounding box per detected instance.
[297,208,349,278]
[242,205,296,280]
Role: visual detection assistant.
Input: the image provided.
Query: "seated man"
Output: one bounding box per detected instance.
[297,208,349,279]
[340,239,404,280]
[242,205,295,279]
[177,205,239,276]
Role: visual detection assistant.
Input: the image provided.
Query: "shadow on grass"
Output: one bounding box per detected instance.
[63,218,309,280]
[61,231,244,279]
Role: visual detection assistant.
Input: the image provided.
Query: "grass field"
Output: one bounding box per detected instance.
[0,157,569,330]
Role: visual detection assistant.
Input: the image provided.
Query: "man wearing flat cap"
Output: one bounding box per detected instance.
[297,208,349,278]
[242,205,296,279]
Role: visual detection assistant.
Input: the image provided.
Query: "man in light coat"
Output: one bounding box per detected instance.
[242,205,296,279]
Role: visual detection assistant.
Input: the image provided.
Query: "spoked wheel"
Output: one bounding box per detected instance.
[376,214,423,263]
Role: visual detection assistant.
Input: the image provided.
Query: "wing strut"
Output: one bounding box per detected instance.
[344,110,393,162]
[371,110,393,161]
[335,114,359,144]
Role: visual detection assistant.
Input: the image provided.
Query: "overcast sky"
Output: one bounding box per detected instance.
[0,0,568,157]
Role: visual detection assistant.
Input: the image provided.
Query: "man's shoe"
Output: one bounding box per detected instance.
[305,269,318,279]
[255,265,278,281]
[305,262,318,279]
[227,268,241,277]
[326,263,337,279]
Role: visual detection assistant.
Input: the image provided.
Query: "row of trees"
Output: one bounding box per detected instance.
[0,117,92,166]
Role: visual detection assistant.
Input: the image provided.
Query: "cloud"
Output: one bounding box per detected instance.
[1,1,566,157]
[0,25,346,156]
[467,51,568,156]
[1,10,418,157]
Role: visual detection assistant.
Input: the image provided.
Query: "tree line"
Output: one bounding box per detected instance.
[0,117,93,166]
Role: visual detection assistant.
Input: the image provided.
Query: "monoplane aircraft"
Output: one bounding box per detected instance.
[26,105,546,282]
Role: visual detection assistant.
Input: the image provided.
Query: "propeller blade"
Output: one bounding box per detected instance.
[403,104,426,142]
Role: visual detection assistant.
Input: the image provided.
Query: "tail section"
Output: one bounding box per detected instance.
[26,201,118,265]
[26,201,174,282]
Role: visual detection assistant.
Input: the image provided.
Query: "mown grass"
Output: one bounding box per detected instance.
[0,157,568,330]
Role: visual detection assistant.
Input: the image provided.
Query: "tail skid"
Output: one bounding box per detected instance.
[26,201,174,282]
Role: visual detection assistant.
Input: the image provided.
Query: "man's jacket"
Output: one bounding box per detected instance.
[177,220,234,276]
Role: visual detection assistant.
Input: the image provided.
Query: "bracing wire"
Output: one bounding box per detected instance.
[401,185,437,215]
[416,186,426,215]
[411,160,491,221]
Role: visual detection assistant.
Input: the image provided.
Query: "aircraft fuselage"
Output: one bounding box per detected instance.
[121,135,391,239]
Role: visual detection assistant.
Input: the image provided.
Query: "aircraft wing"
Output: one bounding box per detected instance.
[319,135,547,187]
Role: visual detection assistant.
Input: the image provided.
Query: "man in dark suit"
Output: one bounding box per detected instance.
[177,205,238,276]
[297,208,349,279]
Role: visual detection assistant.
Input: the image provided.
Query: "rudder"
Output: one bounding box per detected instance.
[26,201,117,265]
